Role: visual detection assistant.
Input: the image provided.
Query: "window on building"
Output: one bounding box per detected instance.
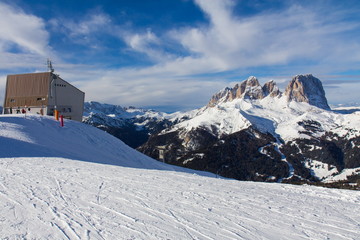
[10,99,15,102]
[37,97,46,101]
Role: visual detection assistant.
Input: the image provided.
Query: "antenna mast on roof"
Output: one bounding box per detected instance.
[47,58,54,73]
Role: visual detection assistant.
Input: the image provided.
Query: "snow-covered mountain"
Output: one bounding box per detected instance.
[1,114,359,239]
[139,74,360,184]
[82,101,194,148]
[83,102,174,148]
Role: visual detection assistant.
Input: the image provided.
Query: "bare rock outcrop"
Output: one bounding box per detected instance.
[208,74,329,109]
[208,76,265,107]
[262,80,281,97]
[284,74,330,110]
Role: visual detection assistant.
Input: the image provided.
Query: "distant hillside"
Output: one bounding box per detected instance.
[82,101,192,148]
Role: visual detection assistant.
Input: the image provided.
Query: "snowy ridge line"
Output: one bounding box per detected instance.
[0,114,214,178]
[166,95,360,141]
[83,101,189,128]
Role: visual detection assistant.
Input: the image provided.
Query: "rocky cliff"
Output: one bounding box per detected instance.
[208,74,330,110]
[285,74,330,110]
[208,76,267,107]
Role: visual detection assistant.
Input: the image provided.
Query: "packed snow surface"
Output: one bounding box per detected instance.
[1,115,359,239]
[1,158,360,239]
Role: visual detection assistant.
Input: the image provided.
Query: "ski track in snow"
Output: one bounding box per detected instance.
[1,158,359,240]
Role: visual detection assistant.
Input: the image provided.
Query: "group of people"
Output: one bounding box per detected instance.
[11,107,44,115]
[13,107,29,114]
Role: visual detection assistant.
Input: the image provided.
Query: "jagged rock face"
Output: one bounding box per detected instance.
[285,74,330,110]
[243,76,265,100]
[262,80,281,97]
[207,87,231,107]
[209,74,330,109]
[208,77,283,107]
[208,76,267,107]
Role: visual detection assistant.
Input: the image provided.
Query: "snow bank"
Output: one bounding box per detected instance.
[0,114,211,175]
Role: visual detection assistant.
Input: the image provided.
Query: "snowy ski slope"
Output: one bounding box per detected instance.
[0,115,359,239]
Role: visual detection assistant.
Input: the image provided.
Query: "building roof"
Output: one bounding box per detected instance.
[5,72,51,98]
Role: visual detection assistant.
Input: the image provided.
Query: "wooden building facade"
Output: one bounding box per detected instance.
[2,72,85,121]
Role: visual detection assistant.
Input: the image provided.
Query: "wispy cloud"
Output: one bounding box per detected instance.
[48,10,113,49]
[173,0,360,72]
[0,2,49,55]
[122,29,175,63]
[0,2,51,69]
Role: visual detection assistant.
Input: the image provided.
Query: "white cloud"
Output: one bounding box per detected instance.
[0,2,50,55]
[174,0,359,71]
[111,0,360,86]
[127,29,158,51]
[122,29,173,62]
[74,14,111,36]
[0,2,53,72]
[48,11,115,51]
[53,12,112,37]
[74,66,226,110]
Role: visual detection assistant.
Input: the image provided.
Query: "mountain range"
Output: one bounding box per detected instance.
[84,74,360,186]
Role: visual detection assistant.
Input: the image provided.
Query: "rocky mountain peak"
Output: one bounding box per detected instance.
[208,74,330,109]
[208,76,279,107]
[284,74,330,110]
[262,80,281,97]
[246,76,260,87]
[242,76,265,100]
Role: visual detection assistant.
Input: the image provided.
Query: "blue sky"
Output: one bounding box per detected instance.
[0,0,360,112]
